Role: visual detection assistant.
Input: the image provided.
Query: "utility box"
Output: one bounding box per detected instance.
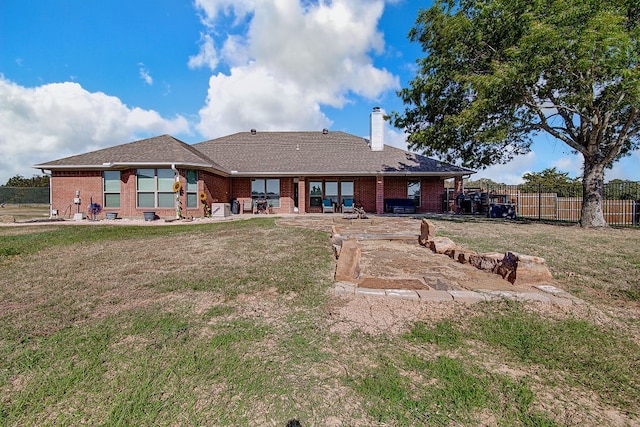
[211,203,231,218]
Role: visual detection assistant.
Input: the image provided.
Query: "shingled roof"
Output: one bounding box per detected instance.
[194,131,473,177]
[34,135,226,174]
[35,131,473,177]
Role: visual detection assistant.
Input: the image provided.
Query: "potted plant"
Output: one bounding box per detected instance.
[88,199,102,221]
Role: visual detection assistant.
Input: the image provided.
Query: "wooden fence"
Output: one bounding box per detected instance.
[514,193,637,225]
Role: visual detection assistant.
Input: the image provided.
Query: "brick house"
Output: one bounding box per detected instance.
[34,108,473,219]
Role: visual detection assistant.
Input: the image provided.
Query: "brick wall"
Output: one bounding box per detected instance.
[278,178,295,213]
[201,171,230,203]
[422,177,445,212]
[353,176,377,213]
[51,170,448,218]
[51,171,104,218]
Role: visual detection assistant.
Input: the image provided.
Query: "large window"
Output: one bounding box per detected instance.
[309,180,354,207]
[104,171,121,208]
[186,170,198,208]
[325,181,338,204]
[408,180,421,207]
[309,181,323,207]
[341,181,354,204]
[137,168,175,208]
[251,178,280,207]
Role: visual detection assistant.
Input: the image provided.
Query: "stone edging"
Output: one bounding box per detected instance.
[334,282,583,306]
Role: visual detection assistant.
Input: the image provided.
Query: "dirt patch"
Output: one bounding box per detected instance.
[327,296,460,335]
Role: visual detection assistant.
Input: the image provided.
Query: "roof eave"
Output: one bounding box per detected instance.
[35,162,230,177]
[228,170,473,177]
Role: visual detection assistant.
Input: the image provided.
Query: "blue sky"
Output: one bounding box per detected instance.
[1,0,638,186]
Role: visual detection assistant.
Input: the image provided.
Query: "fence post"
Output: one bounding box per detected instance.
[538,184,542,221]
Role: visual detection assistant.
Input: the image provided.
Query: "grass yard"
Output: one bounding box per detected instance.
[0,204,50,221]
[0,217,639,426]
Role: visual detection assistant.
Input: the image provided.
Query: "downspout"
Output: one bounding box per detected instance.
[41,169,52,219]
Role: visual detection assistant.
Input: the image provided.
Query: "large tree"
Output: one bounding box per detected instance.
[390,0,640,227]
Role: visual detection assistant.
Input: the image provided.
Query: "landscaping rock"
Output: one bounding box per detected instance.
[334,238,361,282]
[385,289,420,301]
[445,248,477,264]
[468,252,503,272]
[510,253,554,286]
[428,237,457,254]
[448,290,487,303]
[332,244,341,259]
[494,251,519,284]
[418,218,435,246]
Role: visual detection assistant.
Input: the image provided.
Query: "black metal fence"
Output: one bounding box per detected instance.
[0,187,50,205]
[470,182,640,227]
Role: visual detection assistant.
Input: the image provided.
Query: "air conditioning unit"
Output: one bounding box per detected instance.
[211,203,231,218]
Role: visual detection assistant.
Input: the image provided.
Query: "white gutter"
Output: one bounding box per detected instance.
[171,163,180,219]
[41,169,53,219]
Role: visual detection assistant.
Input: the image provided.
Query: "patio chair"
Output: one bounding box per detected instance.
[242,200,253,214]
[322,199,335,213]
[342,198,355,213]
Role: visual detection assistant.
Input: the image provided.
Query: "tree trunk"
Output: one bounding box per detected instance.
[580,158,607,228]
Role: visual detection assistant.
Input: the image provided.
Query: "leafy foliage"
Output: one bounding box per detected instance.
[3,174,50,187]
[391,0,640,226]
[519,167,583,196]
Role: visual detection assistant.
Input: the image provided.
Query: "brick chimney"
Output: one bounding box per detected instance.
[370,106,384,151]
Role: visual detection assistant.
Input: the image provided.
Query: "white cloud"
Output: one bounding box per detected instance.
[188,33,220,71]
[382,123,409,151]
[0,77,190,184]
[197,66,332,137]
[138,63,153,85]
[194,0,257,26]
[552,155,583,179]
[193,0,399,138]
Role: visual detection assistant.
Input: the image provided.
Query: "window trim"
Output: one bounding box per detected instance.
[136,168,176,208]
[309,181,323,207]
[408,179,421,207]
[186,170,198,208]
[251,178,281,208]
[103,170,121,208]
[309,180,355,208]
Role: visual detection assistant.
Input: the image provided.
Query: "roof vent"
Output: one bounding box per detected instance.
[250,129,257,135]
[322,128,328,135]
